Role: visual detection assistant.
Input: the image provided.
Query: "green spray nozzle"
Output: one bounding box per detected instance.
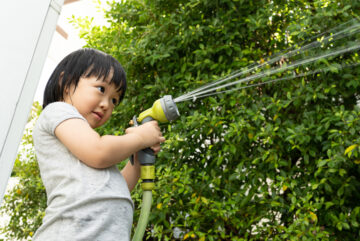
[137,95,180,124]
[130,95,180,166]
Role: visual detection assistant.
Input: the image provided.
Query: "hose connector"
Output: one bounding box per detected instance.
[140,165,155,190]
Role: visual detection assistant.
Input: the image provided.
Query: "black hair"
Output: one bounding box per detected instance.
[43,48,127,108]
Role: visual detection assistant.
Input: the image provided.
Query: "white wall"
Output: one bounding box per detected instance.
[0,0,64,205]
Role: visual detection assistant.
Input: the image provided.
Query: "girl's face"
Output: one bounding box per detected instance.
[63,74,121,129]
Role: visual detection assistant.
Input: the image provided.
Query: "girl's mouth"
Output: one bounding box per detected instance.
[93,111,103,120]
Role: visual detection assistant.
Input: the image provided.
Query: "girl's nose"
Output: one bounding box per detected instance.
[100,98,110,110]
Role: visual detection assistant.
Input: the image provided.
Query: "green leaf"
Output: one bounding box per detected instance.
[345,144,357,155]
[325,202,334,210]
[342,222,350,230]
[318,159,327,167]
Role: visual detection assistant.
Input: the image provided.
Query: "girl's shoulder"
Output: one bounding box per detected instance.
[36,102,85,135]
[40,102,84,120]
[42,101,77,114]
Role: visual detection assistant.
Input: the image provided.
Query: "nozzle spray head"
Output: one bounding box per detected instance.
[137,95,180,123]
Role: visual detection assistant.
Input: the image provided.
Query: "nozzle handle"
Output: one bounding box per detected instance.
[137,117,156,165]
[130,116,156,166]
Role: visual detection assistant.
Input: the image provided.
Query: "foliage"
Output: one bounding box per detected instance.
[0,102,46,240]
[2,0,360,240]
[76,0,360,240]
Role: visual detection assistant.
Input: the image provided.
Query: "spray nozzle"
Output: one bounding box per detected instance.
[129,95,180,167]
[137,95,180,124]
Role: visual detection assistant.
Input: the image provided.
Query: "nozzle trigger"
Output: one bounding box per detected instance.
[129,116,139,165]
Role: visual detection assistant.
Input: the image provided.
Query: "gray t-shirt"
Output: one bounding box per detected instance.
[33,102,134,241]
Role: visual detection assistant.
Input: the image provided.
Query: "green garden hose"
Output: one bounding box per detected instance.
[132,191,152,241]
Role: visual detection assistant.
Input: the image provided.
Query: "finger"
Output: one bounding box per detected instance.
[151,147,160,153]
[145,121,159,131]
[151,145,161,153]
[151,142,161,149]
[154,124,160,131]
[152,142,161,148]
[151,121,160,129]
[150,120,158,126]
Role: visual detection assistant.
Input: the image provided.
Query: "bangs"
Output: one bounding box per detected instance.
[83,51,126,93]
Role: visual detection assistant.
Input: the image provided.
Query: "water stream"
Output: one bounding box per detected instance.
[174,19,360,103]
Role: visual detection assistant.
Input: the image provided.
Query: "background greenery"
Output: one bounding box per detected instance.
[1,0,360,240]
[0,102,45,240]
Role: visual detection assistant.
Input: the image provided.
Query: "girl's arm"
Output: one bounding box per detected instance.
[121,156,140,191]
[54,118,164,169]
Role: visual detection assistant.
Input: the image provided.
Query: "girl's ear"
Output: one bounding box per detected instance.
[59,72,67,94]
[64,85,70,94]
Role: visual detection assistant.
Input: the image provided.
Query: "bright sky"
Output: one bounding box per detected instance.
[34,0,110,104]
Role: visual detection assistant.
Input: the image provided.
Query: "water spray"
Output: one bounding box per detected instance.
[189,62,360,100]
[175,42,360,102]
[174,18,360,103]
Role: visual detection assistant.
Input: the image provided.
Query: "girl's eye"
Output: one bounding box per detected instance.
[97,86,105,93]
[112,98,118,105]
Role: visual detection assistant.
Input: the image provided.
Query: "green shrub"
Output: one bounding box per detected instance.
[81,0,360,239]
[2,0,360,240]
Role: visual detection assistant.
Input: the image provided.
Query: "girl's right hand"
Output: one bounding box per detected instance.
[125,120,165,149]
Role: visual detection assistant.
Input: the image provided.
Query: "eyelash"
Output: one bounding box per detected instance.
[97,86,105,93]
[97,86,118,105]
[112,98,118,105]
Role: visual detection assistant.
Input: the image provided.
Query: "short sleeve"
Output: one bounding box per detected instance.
[38,102,87,135]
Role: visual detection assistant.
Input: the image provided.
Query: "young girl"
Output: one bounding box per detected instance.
[32,48,164,241]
